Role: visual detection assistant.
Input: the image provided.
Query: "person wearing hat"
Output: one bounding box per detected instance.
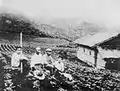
[30,47,44,68]
[43,48,55,75]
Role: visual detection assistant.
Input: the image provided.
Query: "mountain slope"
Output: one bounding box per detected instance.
[34,21,106,41]
[0,13,53,37]
[0,12,73,42]
[0,8,107,42]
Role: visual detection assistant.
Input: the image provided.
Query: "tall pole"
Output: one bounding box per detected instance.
[20,32,23,73]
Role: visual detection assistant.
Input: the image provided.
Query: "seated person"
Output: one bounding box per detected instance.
[33,67,45,80]
[43,48,55,75]
[54,56,64,72]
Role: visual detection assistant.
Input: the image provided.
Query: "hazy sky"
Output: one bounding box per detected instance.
[2,0,120,29]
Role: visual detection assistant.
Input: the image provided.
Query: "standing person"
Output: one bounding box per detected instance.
[30,47,44,68]
[11,47,25,67]
[43,48,55,75]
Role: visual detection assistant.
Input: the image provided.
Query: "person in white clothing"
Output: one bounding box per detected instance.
[54,56,64,72]
[11,47,25,67]
[30,47,44,68]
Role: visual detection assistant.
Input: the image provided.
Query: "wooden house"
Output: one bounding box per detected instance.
[74,31,120,69]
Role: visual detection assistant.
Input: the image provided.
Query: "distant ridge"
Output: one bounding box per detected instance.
[0,7,107,42]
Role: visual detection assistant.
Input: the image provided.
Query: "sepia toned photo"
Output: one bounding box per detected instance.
[0,0,120,91]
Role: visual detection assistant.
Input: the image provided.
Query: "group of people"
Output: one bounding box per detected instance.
[11,46,65,78]
[4,46,120,91]
[2,46,120,91]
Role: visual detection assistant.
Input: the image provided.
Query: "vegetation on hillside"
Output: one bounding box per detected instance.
[0,12,107,42]
[0,13,53,37]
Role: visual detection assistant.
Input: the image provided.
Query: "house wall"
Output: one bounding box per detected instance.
[77,46,95,66]
[76,46,120,69]
[96,47,120,68]
[98,47,120,58]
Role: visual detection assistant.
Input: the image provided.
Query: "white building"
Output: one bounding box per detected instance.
[74,31,120,69]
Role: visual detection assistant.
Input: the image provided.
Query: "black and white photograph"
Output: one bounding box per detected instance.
[0,0,120,91]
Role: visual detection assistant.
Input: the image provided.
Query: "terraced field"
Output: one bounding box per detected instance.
[0,33,76,57]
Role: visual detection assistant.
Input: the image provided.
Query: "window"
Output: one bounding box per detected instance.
[89,51,91,55]
[83,48,85,52]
